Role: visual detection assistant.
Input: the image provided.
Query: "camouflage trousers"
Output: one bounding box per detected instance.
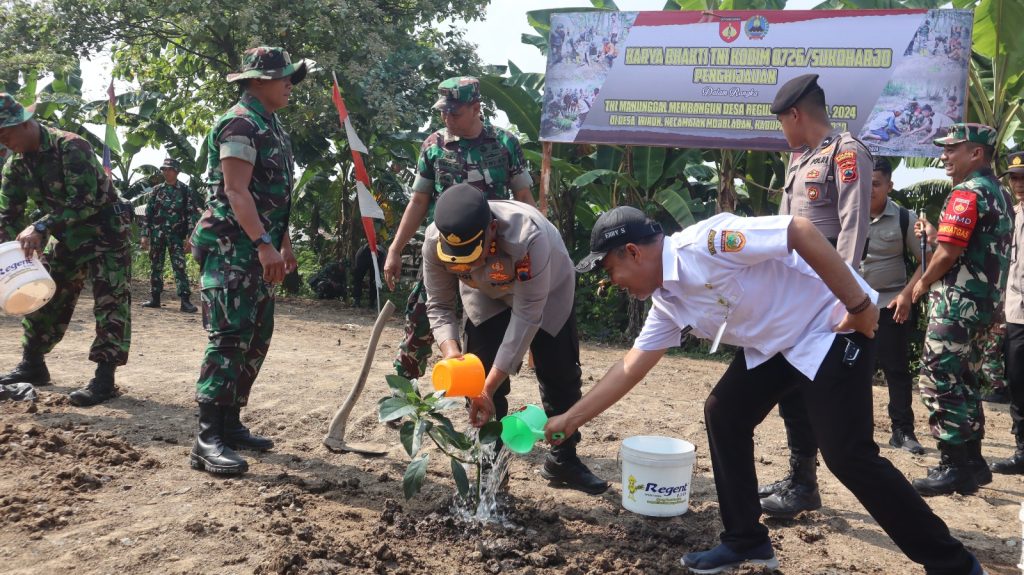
[979,322,1007,392]
[393,279,434,380]
[917,317,988,444]
[22,240,132,365]
[195,261,274,407]
[148,235,191,297]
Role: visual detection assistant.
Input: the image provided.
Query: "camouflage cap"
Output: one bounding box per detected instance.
[160,157,181,171]
[432,76,480,113]
[933,122,997,147]
[0,93,33,129]
[226,46,309,84]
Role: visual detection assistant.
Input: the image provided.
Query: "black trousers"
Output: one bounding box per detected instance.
[1006,323,1024,442]
[704,334,971,574]
[464,307,583,426]
[876,306,917,432]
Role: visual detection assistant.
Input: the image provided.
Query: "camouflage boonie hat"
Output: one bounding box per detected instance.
[226,46,309,84]
[432,76,480,113]
[0,93,33,129]
[933,122,997,147]
[160,157,181,171]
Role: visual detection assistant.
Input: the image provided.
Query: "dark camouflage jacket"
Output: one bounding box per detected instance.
[411,123,532,220]
[143,180,202,240]
[932,168,1013,326]
[192,92,293,263]
[0,124,124,252]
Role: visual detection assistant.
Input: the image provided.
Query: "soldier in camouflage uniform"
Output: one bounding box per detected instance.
[140,157,200,312]
[979,321,1008,402]
[0,93,132,407]
[909,123,1013,496]
[188,47,307,475]
[382,77,536,380]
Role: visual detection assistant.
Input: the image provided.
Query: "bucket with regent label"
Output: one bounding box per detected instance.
[0,241,56,317]
[619,435,696,517]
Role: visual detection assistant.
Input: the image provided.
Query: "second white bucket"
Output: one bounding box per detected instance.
[0,241,56,317]
[619,435,696,517]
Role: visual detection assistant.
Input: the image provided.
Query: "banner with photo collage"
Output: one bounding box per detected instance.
[540,9,973,158]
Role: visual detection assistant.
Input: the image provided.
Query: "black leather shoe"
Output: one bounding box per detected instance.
[541,454,609,495]
[190,404,248,474]
[68,367,118,407]
[889,429,925,455]
[965,440,992,486]
[759,454,815,499]
[222,406,274,451]
[761,481,822,519]
[758,477,791,498]
[179,296,197,313]
[913,442,979,496]
[0,358,51,386]
[141,294,161,308]
[991,452,1024,474]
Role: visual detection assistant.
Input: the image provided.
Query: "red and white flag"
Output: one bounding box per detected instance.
[331,72,385,293]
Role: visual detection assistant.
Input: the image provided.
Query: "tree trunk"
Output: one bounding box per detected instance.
[717,151,737,214]
[626,297,646,340]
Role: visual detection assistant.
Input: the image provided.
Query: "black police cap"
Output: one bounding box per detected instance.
[434,184,493,264]
[1005,151,1024,175]
[770,74,824,115]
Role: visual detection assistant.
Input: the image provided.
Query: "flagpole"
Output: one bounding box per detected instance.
[331,72,387,311]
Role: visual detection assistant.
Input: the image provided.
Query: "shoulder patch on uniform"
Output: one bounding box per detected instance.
[720,230,745,253]
[707,229,717,255]
[836,150,858,183]
[835,151,856,163]
[515,254,532,281]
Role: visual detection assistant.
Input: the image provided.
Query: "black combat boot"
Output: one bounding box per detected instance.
[0,350,51,386]
[179,295,197,313]
[889,428,926,455]
[141,293,161,308]
[964,439,992,486]
[222,406,274,451]
[761,455,821,518]
[190,403,248,474]
[68,362,118,407]
[990,438,1024,474]
[540,434,609,495]
[757,454,801,498]
[912,441,979,496]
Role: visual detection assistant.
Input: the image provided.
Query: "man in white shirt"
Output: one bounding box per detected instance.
[551,207,984,574]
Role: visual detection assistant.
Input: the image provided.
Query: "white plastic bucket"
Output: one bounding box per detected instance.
[0,241,56,316]
[619,435,696,517]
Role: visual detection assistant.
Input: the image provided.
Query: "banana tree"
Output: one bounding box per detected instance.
[956,0,1024,153]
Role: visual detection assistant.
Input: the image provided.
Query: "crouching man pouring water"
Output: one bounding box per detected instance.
[545,206,987,574]
[422,183,606,494]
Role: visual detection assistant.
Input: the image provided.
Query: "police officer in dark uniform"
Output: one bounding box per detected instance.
[760,74,873,518]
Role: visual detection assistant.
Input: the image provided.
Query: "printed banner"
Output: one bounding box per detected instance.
[540,10,972,158]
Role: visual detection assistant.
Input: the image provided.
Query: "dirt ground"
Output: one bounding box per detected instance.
[1,283,1021,575]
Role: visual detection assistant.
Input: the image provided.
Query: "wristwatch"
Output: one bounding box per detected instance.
[252,232,272,247]
[32,221,48,234]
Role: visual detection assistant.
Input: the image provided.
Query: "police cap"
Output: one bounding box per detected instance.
[434,184,493,265]
[770,74,824,115]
